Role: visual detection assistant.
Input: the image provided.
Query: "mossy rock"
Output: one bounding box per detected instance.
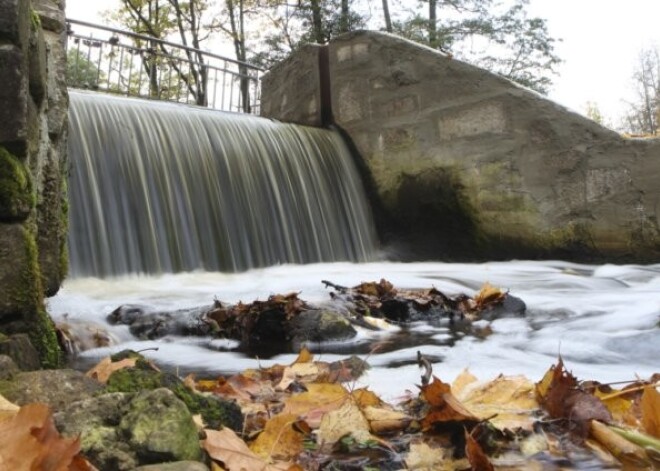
[106,355,242,431]
[0,146,34,222]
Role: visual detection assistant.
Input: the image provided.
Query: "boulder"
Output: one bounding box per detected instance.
[0,368,102,411]
[119,388,202,464]
[0,333,40,370]
[108,304,213,339]
[0,354,19,380]
[55,389,204,470]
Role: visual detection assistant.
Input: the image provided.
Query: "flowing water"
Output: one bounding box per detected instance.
[49,261,660,400]
[67,91,377,277]
[60,91,659,400]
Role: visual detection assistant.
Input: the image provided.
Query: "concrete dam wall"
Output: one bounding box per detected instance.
[261,31,660,262]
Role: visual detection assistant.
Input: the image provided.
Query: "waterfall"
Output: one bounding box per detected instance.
[67,91,378,277]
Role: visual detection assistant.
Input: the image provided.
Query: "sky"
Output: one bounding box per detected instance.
[65,0,660,127]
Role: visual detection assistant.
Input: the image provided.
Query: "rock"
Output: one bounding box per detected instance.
[0,354,19,380]
[136,462,210,471]
[119,388,202,464]
[55,390,205,470]
[105,357,243,431]
[108,304,212,339]
[290,309,357,345]
[0,333,40,370]
[55,392,137,470]
[33,0,67,34]
[28,25,47,106]
[0,368,102,411]
[480,294,526,321]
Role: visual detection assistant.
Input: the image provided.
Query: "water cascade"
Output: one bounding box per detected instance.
[67,91,378,277]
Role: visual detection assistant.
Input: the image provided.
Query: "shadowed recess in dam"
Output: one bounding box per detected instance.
[67,91,378,277]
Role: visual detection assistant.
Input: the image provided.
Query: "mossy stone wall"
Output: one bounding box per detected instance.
[0,0,68,367]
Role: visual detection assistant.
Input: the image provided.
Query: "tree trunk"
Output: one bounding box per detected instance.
[382,0,392,33]
[310,0,325,44]
[428,0,437,47]
[339,0,349,33]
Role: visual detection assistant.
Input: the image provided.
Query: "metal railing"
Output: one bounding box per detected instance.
[66,19,263,113]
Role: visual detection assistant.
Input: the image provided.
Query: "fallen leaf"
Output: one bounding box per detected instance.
[465,429,494,471]
[363,405,412,434]
[456,374,538,431]
[451,369,479,398]
[291,347,314,364]
[85,356,138,384]
[250,413,305,460]
[589,420,650,468]
[316,401,373,447]
[405,442,447,470]
[641,385,660,438]
[351,388,382,408]
[473,282,505,309]
[0,393,19,421]
[0,403,84,471]
[276,362,327,390]
[420,376,478,430]
[203,427,290,471]
[282,383,348,427]
[593,386,633,423]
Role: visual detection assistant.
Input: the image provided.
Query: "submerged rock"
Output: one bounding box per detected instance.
[108,304,213,339]
[290,309,357,346]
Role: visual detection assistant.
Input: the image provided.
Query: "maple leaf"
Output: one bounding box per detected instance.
[250,413,306,460]
[420,376,478,430]
[0,403,93,471]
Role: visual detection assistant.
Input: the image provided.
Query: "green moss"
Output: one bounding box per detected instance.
[0,146,33,221]
[11,227,62,368]
[106,361,243,431]
[30,9,41,31]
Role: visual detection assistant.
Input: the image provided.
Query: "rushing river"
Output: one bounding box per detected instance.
[48,260,660,400]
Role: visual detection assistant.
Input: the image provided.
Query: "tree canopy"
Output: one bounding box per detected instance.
[103,0,561,95]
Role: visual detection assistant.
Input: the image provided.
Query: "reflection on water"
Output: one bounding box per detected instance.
[48,260,660,400]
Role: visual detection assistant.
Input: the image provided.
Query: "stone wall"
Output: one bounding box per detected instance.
[0,0,68,367]
[261,31,660,262]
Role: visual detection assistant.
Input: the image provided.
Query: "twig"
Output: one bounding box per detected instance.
[417,351,433,386]
[321,280,348,293]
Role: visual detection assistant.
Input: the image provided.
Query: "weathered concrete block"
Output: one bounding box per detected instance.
[0,0,30,48]
[261,44,323,127]
[0,45,29,154]
[29,26,48,106]
[32,0,66,34]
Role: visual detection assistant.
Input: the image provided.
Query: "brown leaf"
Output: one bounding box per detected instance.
[641,385,660,438]
[203,427,290,471]
[473,282,505,309]
[291,346,314,364]
[465,429,494,471]
[420,376,478,430]
[85,356,138,384]
[0,403,84,471]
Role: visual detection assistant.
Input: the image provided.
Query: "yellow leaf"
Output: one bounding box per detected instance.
[351,388,382,408]
[317,401,373,447]
[593,387,633,423]
[282,383,348,428]
[291,347,314,364]
[456,374,538,431]
[250,413,305,460]
[276,363,325,391]
[451,368,478,397]
[473,282,505,308]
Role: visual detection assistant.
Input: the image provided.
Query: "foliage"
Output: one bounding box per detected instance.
[622,46,659,135]
[392,0,561,94]
[66,50,103,90]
